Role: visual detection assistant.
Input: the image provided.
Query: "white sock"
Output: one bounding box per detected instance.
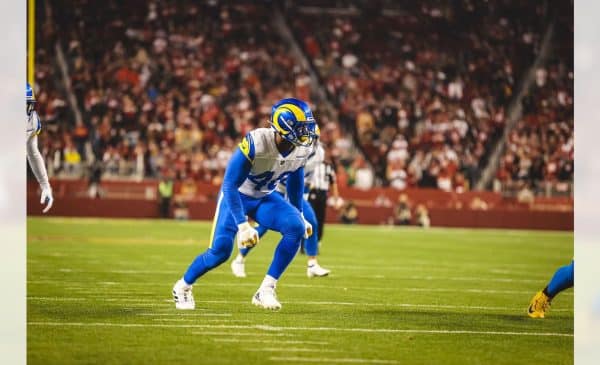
[260,275,277,289]
[308,258,318,267]
[235,253,245,263]
[180,277,192,289]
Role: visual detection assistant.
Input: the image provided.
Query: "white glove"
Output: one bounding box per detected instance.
[302,214,313,239]
[41,185,54,213]
[237,222,259,248]
[328,196,344,210]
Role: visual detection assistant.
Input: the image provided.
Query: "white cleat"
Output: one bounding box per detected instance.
[252,286,282,310]
[172,279,195,310]
[231,258,247,278]
[307,263,331,278]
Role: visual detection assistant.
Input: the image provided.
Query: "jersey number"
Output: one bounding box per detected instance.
[248,171,292,191]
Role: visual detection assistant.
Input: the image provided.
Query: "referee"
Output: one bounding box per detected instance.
[307,148,340,242]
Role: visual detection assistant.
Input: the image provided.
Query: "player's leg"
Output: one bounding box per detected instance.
[528,260,574,318]
[231,223,270,278]
[250,192,306,309]
[173,193,238,309]
[546,260,575,297]
[303,199,330,278]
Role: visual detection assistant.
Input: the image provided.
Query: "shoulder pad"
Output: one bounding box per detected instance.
[246,128,274,158]
[238,133,256,162]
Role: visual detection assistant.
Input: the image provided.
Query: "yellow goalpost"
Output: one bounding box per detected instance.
[27,0,35,85]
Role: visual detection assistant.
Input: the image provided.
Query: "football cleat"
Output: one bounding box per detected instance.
[231,258,247,278]
[307,263,331,278]
[252,286,282,310]
[527,291,550,318]
[172,279,195,310]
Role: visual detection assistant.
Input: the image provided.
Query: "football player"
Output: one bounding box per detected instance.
[527,260,574,318]
[172,98,317,310]
[26,83,53,213]
[230,138,331,279]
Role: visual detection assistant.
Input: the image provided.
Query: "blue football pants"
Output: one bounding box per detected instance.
[183,191,305,284]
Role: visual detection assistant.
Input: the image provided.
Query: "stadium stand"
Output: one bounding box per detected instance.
[32,0,572,200]
[493,7,573,198]
[284,1,550,191]
[36,0,354,185]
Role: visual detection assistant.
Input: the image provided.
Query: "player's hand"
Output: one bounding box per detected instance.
[237,222,259,248]
[41,186,54,213]
[329,196,344,210]
[302,214,313,238]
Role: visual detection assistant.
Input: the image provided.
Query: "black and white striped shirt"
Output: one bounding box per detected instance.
[309,160,336,192]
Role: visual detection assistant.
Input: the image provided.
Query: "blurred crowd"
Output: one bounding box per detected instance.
[494,10,574,197]
[36,0,353,186]
[288,1,549,192]
[32,0,572,197]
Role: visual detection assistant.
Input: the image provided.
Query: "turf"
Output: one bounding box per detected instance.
[27,217,573,365]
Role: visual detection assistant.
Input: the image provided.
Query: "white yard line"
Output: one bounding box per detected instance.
[28,280,573,297]
[403,287,573,295]
[214,339,328,345]
[404,275,542,283]
[245,347,339,353]
[26,297,572,312]
[190,331,295,337]
[269,356,398,364]
[28,297,86,301]
[29,269,551,283]
[138,313,231,317]
[151,318,249,323]
[188,299,572,312]
[27,322,573,337]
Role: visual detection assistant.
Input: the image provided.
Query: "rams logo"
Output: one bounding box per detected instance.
[238,134,256,162]
[239,137,250,155]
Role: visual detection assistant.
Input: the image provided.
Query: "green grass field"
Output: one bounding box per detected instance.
[27,217,573,365]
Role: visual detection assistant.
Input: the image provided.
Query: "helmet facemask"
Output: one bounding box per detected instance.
[280,120,317,147]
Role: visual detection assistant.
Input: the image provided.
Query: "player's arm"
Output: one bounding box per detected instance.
[286,166,304,212]
[223,137,258,247]
[286,166,313,238]
[222,148,252,224]
[26,134,53,213]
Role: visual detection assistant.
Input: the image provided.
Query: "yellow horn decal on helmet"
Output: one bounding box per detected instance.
[272,108,290,135]
[280,103,307,121]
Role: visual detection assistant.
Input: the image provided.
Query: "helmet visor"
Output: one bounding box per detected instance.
[293,122,317,147]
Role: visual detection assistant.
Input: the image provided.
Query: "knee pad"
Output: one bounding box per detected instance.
[208,235,234,265]
[282,217,305,241]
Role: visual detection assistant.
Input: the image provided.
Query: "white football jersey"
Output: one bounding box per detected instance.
[275,142,323,194]
[238,128,313,198]
[26,110,42,139]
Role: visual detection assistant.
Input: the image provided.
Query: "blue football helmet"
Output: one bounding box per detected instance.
[270,98,318,147]
[26,82,36,116]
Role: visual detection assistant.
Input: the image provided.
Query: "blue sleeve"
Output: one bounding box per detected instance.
[222,148,252,225]
[286,166,304,213]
